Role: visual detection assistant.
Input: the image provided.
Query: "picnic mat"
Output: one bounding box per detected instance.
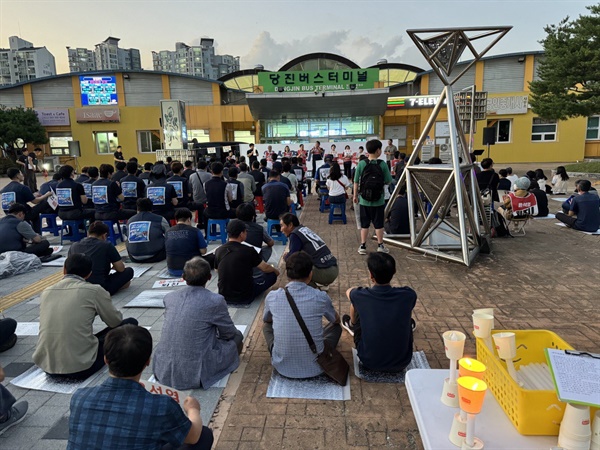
[10,365,107,394]
[266,370,351,401]
[110,265,151,278]
[157,268,181,279]
[123,290,170,308]
[533,213,556,219]
[352,349,430,383]
[42,256,66,267]
[550,197,570,202]
[555,223,600,235]
[16,322,151,336]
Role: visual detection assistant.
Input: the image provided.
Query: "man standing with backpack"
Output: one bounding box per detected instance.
[353,139,393,254]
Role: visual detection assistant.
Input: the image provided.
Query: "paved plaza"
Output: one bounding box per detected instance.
[0,172,599,449]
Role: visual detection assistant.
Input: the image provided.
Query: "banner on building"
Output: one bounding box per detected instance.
[259,68,379,93]
[34,109,70,126]
[160,100,188,150]
[75,107,120,123]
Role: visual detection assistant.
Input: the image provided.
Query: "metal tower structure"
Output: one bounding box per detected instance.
[384,27,512,266]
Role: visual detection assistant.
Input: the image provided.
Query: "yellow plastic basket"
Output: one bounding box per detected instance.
[476,329,576,436]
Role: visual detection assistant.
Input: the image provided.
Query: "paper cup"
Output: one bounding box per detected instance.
[492,332,517,360]
[591,410,600,450]
[443,330,466,360]
[472,313,493,339]
[558,404,592,450]
[448,412,467,447]
[458,358,486,380]
[473,308,494,329]
[441,377,460,408]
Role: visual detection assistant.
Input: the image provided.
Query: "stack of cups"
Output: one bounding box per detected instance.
[557,403,592,450]
[591,410,600,450]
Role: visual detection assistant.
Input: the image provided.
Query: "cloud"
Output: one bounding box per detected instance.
[241,30,408,70]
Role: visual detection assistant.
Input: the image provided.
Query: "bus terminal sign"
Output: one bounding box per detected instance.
[259,68,378,93]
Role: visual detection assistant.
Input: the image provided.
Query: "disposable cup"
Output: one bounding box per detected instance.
[443,330,466,360]
[448,412,467,447]
[591,410,600,450]
[472,313,493,339]
[558,404,591,442]
[441,377,459,408]
[558,432,592,450]
[473,308,494,329]
[492,332,517,360]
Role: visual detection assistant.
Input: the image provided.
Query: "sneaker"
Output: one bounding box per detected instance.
[0,401,28,436]
[341,314,354,336]
[0,334,17,353]
[358,244,367,255]
[411,318,417,332]
[377,244,390,253]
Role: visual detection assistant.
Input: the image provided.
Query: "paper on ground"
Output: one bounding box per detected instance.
[110,265,151,278]
[533,213,555,219]
[266,371,351,401]
[16,322,39,336]
[555,223,600,234]
[10,365,107,394]
[550,197,570,202]
[51,245,63,254]
[152,279,186,289]
[124,290,170,308]
[42,256,67,267]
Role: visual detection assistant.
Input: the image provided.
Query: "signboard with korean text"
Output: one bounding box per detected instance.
[259,68,379,93]
[34,109,70,126]
[139,380,187,407]
[75,107,120,123]
[486,95,529,115]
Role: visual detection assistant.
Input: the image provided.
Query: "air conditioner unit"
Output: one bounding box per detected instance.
[440,143,449,152]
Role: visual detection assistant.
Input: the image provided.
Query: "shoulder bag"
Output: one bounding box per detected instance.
[336,180,349,199]
[283,287,349,386]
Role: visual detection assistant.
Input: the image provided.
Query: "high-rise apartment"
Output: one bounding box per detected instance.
[67,37,141,73]
[0,36,56,86]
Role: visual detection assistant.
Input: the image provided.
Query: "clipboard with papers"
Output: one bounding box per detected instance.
[544,348,600,407]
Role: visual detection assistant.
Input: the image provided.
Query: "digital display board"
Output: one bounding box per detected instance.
[80,76,118,106]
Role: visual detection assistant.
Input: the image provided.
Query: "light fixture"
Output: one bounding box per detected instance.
[458,358,486,380]
[457,376,488,450]
[441,330,466,408]
[517,57,525,63]
[449,359,486,447]
[123,73,130,79]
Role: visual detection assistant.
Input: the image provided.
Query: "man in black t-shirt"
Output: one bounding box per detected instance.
[385,184,410,235]
[343,252,417,373]
[111,161,127,184]
[120,162,146,211]
[56,165,96,222]
[215,219,279,305]
[147,165,178,221]
[250,161,266,197]
[92,164,136,221]
[236,203,274,263]
[1,168,51,232]
[182,160,195,179]
[69,221,134,295]
[261,170,291,221]
[247,144,258,165]
[113,146,125,164]
[203,163,235,226]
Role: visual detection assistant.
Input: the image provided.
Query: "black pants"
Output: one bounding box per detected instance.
[129,248,166,264]
[556,212,593,231]
[99,267,135,296]
[344,161,352,178]
[263,321,342,355]
[156,210,176,222]
[24,202,47,233]
[161,426,214,450]
[48,318,138,380]
[95,209,137,221]
[0,318,17,350]
[58,208,96,222]
[22,240,53,257]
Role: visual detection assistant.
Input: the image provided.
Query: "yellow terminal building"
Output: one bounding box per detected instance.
[0,50,598,169]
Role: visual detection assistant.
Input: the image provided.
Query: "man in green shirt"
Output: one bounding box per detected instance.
[353,139,393,255]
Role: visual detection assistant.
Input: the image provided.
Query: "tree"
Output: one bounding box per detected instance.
[0,106,48,158]
[529,4,600,121]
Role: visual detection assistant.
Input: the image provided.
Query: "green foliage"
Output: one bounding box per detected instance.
[0,105,48,149]
[564,161,600,173]
[0,157,16,175]
[529,4,600,120]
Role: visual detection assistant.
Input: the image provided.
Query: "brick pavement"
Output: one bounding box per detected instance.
[212,194,600,449]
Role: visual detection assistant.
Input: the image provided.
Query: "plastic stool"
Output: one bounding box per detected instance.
[328,202,347,224]
[290,203,297,215]
[255,196,264,213]
[60,220,87,244]
[267,219,288,245]
[40,214,60,236]
[319,194,330,213]
[206,218,229,244]
[102,220,124,246]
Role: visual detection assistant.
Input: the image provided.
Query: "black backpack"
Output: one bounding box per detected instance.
[359,160,385,202]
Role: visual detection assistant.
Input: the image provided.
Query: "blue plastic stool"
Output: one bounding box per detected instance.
[102,220,124,246]
[290,203,297,215]
[60,220,87,244]
[319,194,330,213]
[328,202,347,224]
[206,218,229,244]
[40,214,60,236]
[267,219,288,245]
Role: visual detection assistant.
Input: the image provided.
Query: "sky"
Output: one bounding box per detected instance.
[0,0,594,75]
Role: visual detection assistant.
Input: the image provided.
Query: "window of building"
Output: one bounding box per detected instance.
[48,134,73,156]
[489,119,512,143]
[531,118,557,142]
[94,131,119,154]
[586,116,599,140]
[137,130,161,153]
[188,129,211,144]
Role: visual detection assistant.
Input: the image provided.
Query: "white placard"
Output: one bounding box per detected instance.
[152,279,186,289]
[139,380,188,407]
[51,245,63,254]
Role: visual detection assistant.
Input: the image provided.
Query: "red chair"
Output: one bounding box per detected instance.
[255,196,264,213]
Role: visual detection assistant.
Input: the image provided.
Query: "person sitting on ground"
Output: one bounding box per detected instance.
[476,158,500,202]
[215,219,279,305]
[92,164,136,221]
[343,252,417,373]
[147,164,179,221]
[55,165,95,222]
[1,168,52,232]
[262,169,291,222]
[236,202,274,262]
[111,161,127,184]
[0,203,53,258]
[126,198,169,263]
[68,324,213,450]
[139,162,153,186]
[556,180,600,232]
[497,169,512,191]
[165,208,214,277]
[69,221,134,295]
[325,162,351,205]
[496,177,538,220]
[225,167,244,211]
[534,169,550,193]
[237,162,256,204]
[33,254,138,380]
[0,317,17,353]
[552,166,570,195]
[528,179,549,217]
[119,161,146,212]
[0,363,28,435]
[263,251,342,379]
[203,162,235,226]
[279,213,339,289]
[384,184,410,235]
[153,257,243,390]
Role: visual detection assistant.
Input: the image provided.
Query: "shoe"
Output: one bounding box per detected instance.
[358,244,367,255]
[316,283,329,292]
[0,401,28,436]
[377,244,390,253]
[411,318,417,332]
[341,314,354,336]
[0,334,17,353]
